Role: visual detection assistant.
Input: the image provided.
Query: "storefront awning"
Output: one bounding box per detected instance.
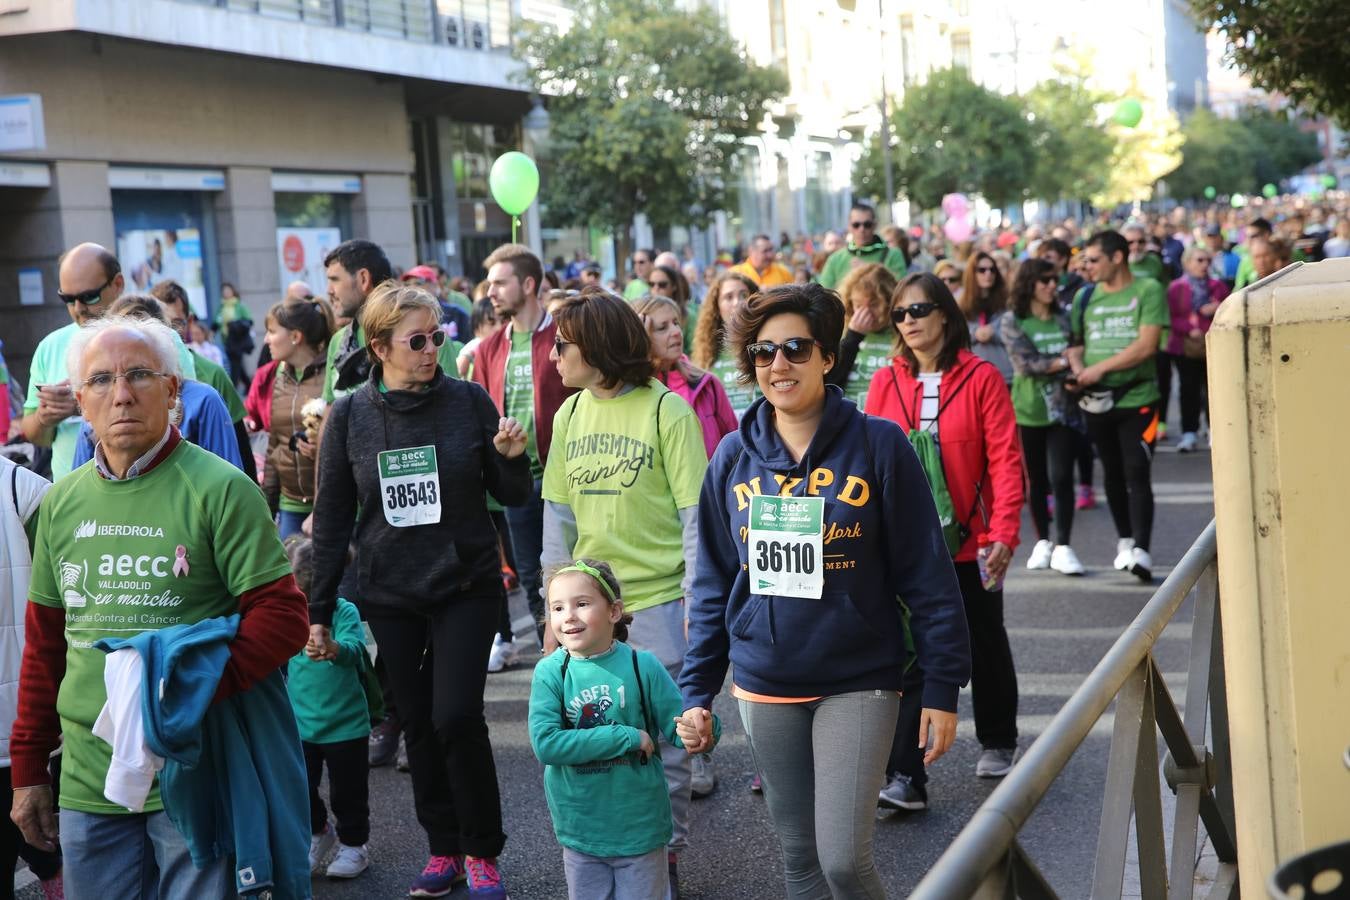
[271,172,362,194]
[0,161,51,188]
[108,167,226,191]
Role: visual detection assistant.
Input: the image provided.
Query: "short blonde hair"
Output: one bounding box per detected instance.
[359,281,442,364]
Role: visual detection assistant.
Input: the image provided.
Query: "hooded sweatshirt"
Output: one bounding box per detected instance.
[680,386,971,713]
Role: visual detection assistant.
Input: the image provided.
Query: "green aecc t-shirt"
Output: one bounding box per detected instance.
[505,328,542,479]
[28,440,292,814]
[1010,315,1070,427]
[1072,277,1168,410]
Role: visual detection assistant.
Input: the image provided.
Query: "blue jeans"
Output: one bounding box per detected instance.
[277,509,307,542]
[502,477,544,633]
[60,807,233,900]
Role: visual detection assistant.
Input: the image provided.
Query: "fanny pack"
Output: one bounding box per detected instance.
[1077,378,1148,415]
[333,328,370,392]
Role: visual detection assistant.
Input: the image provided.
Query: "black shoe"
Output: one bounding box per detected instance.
[877,773,928,811]
[667,853,679,900]
[369,717,401,768]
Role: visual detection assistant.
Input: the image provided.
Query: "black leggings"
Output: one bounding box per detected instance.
[490,510,513,639]
[1086,405,1158,551]
[1,761,63,899]
[1075,428,1095,487]
[1019,424,1077,546]
[1175,355,1208,434]
[304,738,370,846]
[1156,351,1176,426]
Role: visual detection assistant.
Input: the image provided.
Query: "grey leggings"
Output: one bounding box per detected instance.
[739,691,900,900]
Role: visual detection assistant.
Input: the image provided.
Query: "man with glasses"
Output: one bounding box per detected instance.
[730,234,793,287]
[1123,223,1167,285]
[20,243,123,480]
[623,248,657,300]
[1066,230,1168,583]
[818,202,908,289]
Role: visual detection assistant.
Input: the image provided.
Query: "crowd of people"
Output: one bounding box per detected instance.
[0,188,1345,900]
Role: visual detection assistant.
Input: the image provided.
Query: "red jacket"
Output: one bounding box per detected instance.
[471,315,577,467]
[864,349,1023,561]
[245,360,279,433]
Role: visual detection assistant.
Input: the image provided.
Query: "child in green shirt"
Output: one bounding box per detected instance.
[283,536,372,881]
[529,559,719,900]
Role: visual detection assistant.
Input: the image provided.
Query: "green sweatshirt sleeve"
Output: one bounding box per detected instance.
[641,649,721,751]
[330,599,366,669]
[529,652,643,765]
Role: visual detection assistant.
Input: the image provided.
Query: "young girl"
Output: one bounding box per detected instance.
[283,536,372,880]
[529,559,718,900]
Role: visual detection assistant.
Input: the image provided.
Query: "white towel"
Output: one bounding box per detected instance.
[91,647,164,812]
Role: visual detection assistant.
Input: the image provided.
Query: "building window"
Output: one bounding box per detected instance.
[769,0,788,73]
[899,16,916,86]
[952,32,971,70]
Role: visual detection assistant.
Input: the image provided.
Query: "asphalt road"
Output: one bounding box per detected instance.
[17,438,1216,900]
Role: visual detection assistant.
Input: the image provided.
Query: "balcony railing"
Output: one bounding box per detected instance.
[181,0,513,49]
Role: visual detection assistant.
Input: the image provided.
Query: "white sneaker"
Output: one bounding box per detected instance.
[1113,538,1136,571]
[1177,432,1198,453]
[309,823,336,873]
[325,843,369,879]
[1026,539,1054,570]
[1050,545,1085,576]
[487,633,507,673]
[1129,547,1153,582]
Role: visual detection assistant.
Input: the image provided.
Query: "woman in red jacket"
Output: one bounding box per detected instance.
[865,271,1024,807]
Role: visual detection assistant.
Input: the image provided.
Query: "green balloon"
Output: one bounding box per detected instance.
[1230,194,1246,208]
[1113,98,1143,128]
[1203,186,1217,200]
[489,152,540,216]
[1323,173,1338,188]
[1262,183,1278,198]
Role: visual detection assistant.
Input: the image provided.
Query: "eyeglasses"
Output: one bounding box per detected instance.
[891,302,940,323]
[1127,239,1145,246]
[941,275,962,285]
[80,368,170,396]
[746,337,820,367]
[649,279,672,289]
[1192,257,1213,265]
[1082,254,1104,265]
[393,330,447,352]
[58,273,117,306]
[553,336,574,356]
[1037,275,1058,285]
[850,220,875,230]
[976,266,996,275]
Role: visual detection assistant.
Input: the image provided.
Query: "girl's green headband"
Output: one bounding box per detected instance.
[554,560,618,603]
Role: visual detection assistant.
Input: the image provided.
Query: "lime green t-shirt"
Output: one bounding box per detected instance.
[1129,254,1167,285]
[322,322,461,404]
[214,297,252,328]
[1072,277,1168,410]
[27,440,292,814]
[505,328,542,479]
[710,352,757,419]
[542,382,708,612]
[1010,315,1070,427]
[623,279,649,301]
[844,330,894,407]
[189,349,245,424]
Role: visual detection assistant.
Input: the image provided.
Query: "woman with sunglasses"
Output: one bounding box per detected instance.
[648,264,698,355]
[999,258,1086,576]
[541,287,710,891]
[933,259,963,301]
[1165,246,1230,453]
[826,263,900,407]
[308,281,532,898]
[865,273,1023,795]
[960,251,1013,386]
[681,283,971,899]
[691,271,760,418]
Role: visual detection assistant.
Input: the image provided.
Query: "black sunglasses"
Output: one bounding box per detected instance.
[976,266,996,275]
[1037,275,1058,285]
[58,273,117,306]
[649,279,672,289]
[850,220,875,230]
[941,275,961,285]
[891,302,940,323]
[553,336,574,356]
[746,338,819,367]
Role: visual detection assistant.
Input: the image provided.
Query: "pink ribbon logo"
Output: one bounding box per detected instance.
[172,545,190,578]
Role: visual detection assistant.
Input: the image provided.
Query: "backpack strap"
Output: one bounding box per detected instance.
[9,463,17,517]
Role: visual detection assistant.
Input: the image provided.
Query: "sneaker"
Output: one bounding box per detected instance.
[1130,547,1153,582]
[326,843,370,879]
[397,736,410,772]
[1075,484,1096,511]
[750,773,763,794]
[877,773,928,811]
[690,753,717,799]
[976,747,1018,778]
[1050,545,1085,576]
[40,873,64,900]
[309,823,337,873]
[1177,432,1198,453]
[668,853,680,900]
[1025,539,1053,570]
[487,633,507,673]
[410,855,466,897]
[465,856,508,899]
[1113,537,1136,571]
[369,717,401,768]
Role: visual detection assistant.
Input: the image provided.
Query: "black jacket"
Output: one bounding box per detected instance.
[308,367,531,625]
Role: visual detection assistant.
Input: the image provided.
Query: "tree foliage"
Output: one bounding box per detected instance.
[854,69,1036,209]
[1165,107,1321,200]
[1193,0,1350,127]
[1024,76,1115,203]
[1094,100,1183,206]
[514,0,787,243]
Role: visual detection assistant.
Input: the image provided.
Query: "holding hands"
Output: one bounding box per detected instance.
[676,707,714,754]
[494,416,528,459]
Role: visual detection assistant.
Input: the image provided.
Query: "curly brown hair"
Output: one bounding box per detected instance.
[691,271,759,369]
[553,286,654,389]
[836,263,898,329]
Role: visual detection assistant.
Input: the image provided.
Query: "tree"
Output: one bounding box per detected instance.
[1024,76,1115,204]
[515,0,787,262]
[1239,108,1323,186]
[854,68,1036,210]
[1165,107,1321,200]
[1093,99,1183,206]
[1193,0,1350,127]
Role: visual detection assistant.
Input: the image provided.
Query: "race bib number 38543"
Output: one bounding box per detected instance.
[747,495,825,599]
[378,445,442,527]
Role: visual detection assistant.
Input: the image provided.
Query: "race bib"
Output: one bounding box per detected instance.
[377,445,442,527]
[747,495,825,599]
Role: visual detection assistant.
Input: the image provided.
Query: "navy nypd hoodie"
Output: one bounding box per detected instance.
[680,386,972,713]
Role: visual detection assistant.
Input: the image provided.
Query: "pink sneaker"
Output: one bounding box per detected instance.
[410,854,466,897]
[41,873,64,900]
[1075,484,1096,511]
[465,856,507,899]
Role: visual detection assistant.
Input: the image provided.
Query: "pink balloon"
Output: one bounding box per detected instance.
[942,193,969,217]
[944,217,973,243]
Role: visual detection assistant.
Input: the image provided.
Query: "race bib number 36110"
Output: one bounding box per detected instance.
[378,445,442,527]
[748,495,825,599]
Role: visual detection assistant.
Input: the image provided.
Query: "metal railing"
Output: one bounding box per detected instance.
[184,0,513,49]
[911,520,1238,900]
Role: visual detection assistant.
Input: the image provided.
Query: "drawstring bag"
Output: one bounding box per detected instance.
[907,429,962,556]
